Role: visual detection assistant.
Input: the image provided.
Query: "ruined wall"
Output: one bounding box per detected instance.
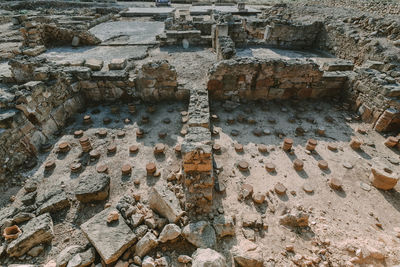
[348,68,400,132]
[207,58,350,101]
[264,20,323,49]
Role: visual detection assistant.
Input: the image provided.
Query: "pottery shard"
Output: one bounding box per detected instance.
[192,248,227,267]
[149,182,184,223]
[135,232,158,257]
[231,240,264,267]
[182,221,216,248]
[80,208,137,264]
[7,213,54,257]
[213,215,235,237]
[75,173,110,203]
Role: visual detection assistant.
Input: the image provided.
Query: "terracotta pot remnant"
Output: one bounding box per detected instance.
[89,150,100,160]
[107,144,117,154]
[283,138,293,151]
[129,145,139,154]
[154,143,165,155]
[370,165,399,190]
[234,144,244,153]
[103,117,112,125]
[316,127,325,136]
[306,139,317,151]
[293,159,304,171]
[96,164,108,173]
[3,225,22,240]
[146,162,157,175]
[58,142,70,153]
[70,162,82,173]
[327,144,337,151]
[147,106,156,113]
[128,103,136,114]
[274,182,287,195]
[318,160,329,170]
[98,130,107,138]
[110,106,119,114]
[212,144,221,153]
[79,136,92,152]
[117,130,125,138]
[121,164,132,175]
[349,137,362,150]
[83,115,92,125]
[265,162,276,172]
[238,160,249,172]
[329,177,343,190]
[136,128,144,138]
[180,129,188,136]
[158,131,167,139]
[74,130,84,138]
[258,144,268,153]
[141,115,150,124]
[44,160,56,171]
[174,144,182,154]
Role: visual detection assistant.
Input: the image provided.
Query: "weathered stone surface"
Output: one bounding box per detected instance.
[84,59,103,71]
[81,208,137,264]
[159,223,181,243]
[279,211,309,227]
[142,256,156,267]
[149,182,184,223]
[182,221,216,248]
[27,244,44,257]
[109,58,127,70]
[231,240,264,267]
[67,254,82,267]
[135,232,158,257]
[213,215,235,237]
[75,173,110,203]
[57,245,84,267]
[192,248,227,267]
[79,247,96,267]
[7,213,54,257]
[37,190,70,214]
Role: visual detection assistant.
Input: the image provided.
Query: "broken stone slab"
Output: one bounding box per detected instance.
[213,215,235,237]
[0,206,18,230]
[57,245,85,267]
[322,60,354,71]
[192,248,227,267]
[182,221,216,248]
[109,58,127,70]
[231,240,264,267]
[149,182,185,223]
[37,190,70,215]
[7,213,54,257]
[159,223,181,243]
[134,232,158,257]
[79,247,96,267]
[75,173,110,203]
[81,207,137,264]
[84,59,104,71]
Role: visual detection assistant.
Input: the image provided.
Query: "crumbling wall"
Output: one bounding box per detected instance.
[264,20,323,49]
[348,68,400,132]
[216,36,236,60]
[207,58,350,101]
[136,60,188,101]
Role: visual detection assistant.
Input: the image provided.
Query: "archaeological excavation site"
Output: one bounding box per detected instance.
[0,0,400,266]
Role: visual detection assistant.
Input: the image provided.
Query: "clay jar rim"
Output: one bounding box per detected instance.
[3,225,22,240]
[265,162,276,172]
[121,164,132,174]
[129,145,139,153]
[284,138,293,145]
[96,164,108,173]
[44,160,56,170]
[307,139,317,146]
[154,143,165,153]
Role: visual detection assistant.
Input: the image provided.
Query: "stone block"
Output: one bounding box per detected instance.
[84,59,104,71]
[75,173,110,203]
[149,182,184,223]
[108,59,127,70]
[81,208,137,264]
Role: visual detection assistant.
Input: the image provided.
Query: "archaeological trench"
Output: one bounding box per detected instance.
[0,0,400,266]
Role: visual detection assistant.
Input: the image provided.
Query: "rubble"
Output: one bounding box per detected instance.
[182,221,216,248]
[192,248,227,267]
[75,173,110,203]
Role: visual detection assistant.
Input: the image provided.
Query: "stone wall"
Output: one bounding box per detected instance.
[348,68,400,132]
[207,58,351,101]
[0,57,189,182]
[182,87,213,214]
[216,36,236,60]
[264,20,323,49]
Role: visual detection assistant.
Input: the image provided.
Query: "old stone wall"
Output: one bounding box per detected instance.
[264,20,323,49]
[348,68,400,132]
[207,58,350,101]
